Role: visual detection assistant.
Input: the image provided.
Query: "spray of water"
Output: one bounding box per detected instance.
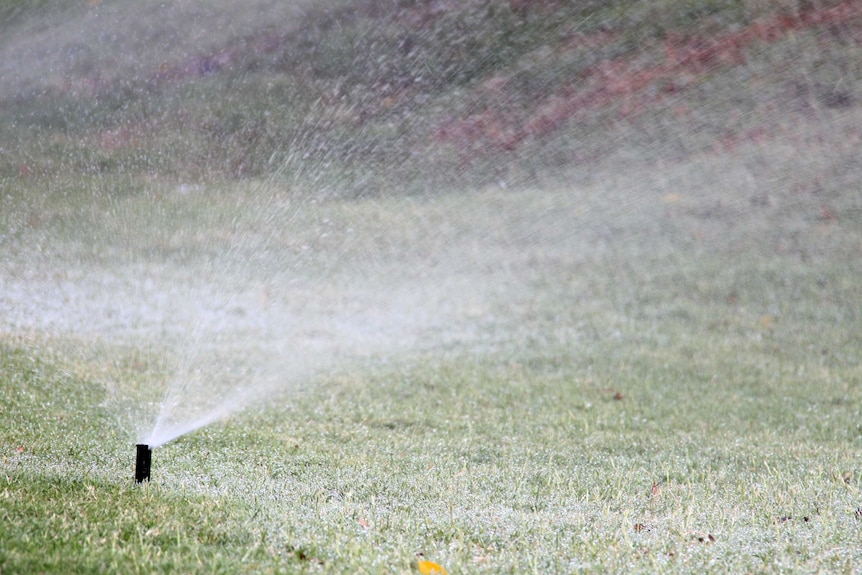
[1,0,860,451]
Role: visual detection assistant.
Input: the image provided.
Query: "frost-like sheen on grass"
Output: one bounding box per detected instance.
[2,0,862,572]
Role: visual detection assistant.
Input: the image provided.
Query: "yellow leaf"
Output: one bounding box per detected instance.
[415,560,447,575]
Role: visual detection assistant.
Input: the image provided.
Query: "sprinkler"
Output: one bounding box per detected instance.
[135,444,152,483]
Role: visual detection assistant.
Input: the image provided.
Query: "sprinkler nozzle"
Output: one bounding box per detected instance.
[135,444,152,483]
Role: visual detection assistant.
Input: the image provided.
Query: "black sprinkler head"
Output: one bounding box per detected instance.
[135,444,152,483]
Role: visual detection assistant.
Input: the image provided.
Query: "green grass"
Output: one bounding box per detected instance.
[2,1,862,572]
[4,0,859,188]
[2,298,862,573]
[3,129,862,572]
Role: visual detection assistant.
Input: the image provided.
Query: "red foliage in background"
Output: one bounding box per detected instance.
[434,0,862,155]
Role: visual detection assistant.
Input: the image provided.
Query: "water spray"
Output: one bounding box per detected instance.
[135,444,152,483]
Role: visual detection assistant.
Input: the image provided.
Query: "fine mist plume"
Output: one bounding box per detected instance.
[1,0,860,450]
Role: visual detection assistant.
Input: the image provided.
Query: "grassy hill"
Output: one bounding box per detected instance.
[2,0,860,192]
[2,2,862,573]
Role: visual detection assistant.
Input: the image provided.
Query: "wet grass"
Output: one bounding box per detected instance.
[2,1,862,572]
[4,0,859,188]
[3,128,862,571]
[2,275,862,573]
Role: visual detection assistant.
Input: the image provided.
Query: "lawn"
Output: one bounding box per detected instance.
[3,121,862,572]
[2,1,862,573]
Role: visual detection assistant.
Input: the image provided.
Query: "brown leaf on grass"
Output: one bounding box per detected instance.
[693,532,716,543]
[286,545,324,565]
